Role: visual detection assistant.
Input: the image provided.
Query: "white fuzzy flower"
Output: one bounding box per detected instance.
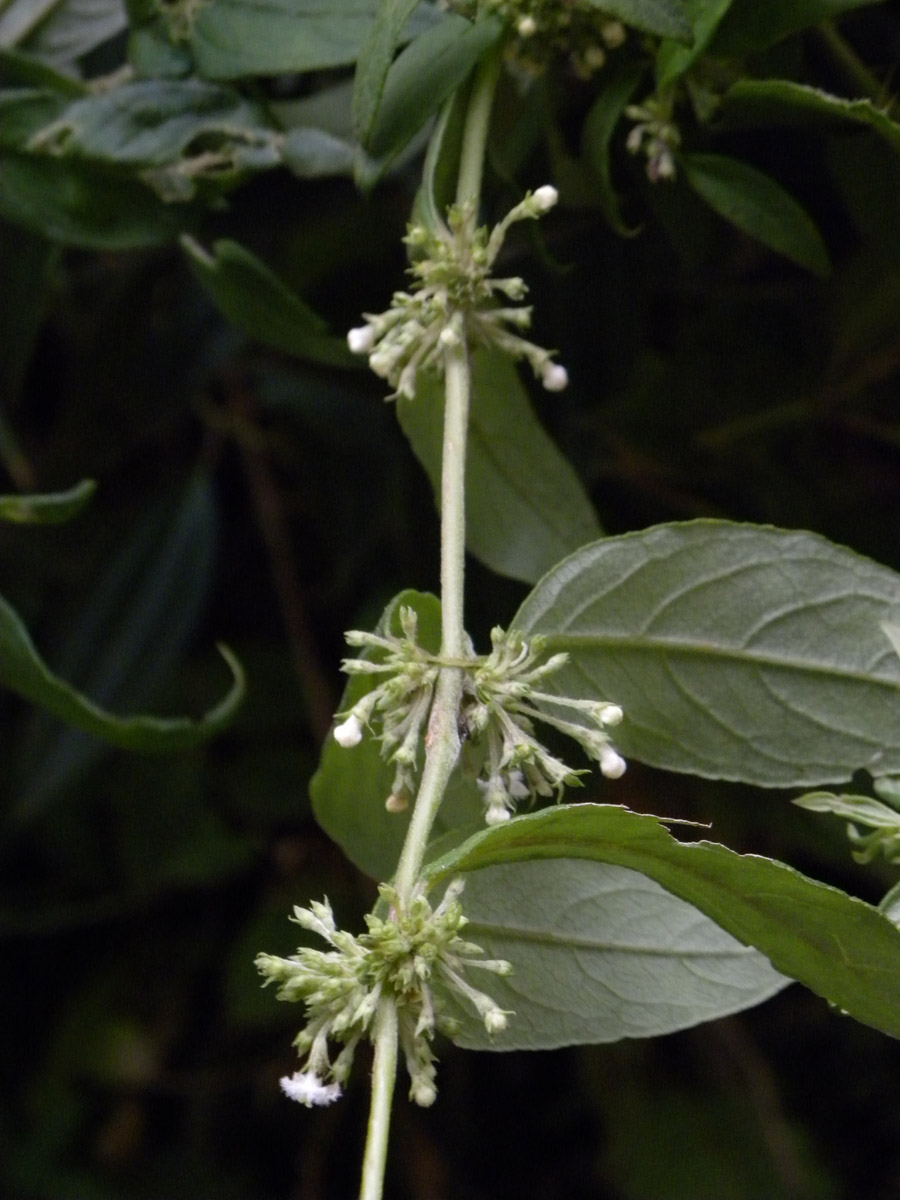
[347,324,376,355]
[532,184,559,213]
[333,714,363,748]
[541,362,569,392]
[280,1071,342,1107]
[599,744,627,779]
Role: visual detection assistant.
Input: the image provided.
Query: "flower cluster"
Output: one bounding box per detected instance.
[462,626,625,824]
[256,880,512,1107]
[334,606,440,812]
[347,188,568,400]
[625,95,681,182]
[446,0,627,77]
[333,614,626,826]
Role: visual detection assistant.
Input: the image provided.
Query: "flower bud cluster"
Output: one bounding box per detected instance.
[335,606,439,812]
[462,626,626,824]
[625,96,681,182]
[446,0,627,77]
[347,190,568,400]
[256,880,512,1107]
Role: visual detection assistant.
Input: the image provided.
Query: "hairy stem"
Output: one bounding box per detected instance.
[359,998,398,1200]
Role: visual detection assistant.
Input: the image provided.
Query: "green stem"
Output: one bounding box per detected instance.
[359,998,398,1200]
[456,47,502,211]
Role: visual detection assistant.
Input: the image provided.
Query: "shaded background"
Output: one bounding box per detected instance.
[5,4,900,1197]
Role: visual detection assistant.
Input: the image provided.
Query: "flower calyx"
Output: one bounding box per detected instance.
[256,880,512,1108]
[347,189,567,400]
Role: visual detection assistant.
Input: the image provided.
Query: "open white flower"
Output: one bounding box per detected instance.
[280,1070,342,1107]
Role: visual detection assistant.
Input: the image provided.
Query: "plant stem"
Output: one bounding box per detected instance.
[456,47,502,210]
[359,998,398,1200]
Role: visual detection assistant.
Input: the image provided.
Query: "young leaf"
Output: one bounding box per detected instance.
[352,0,422,145]
[584,0,692,42]
[364,13,503,166]
[655,0,733,89]
[681,153,831,276]
[182,237,356,368]
[425,802,900,1042]
[710,0,877,58]
[439,856,787,1050]
[398,349,601,585]
[310,590,483,881]
[582,58,647,235]
[512,520,900,787]
[0,479,95,524]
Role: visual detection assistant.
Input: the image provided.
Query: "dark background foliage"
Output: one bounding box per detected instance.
[4,2,900,1196]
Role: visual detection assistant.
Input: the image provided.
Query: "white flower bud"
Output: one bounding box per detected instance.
[333,714,363,748]
[599,744,627,779]
[385,792,409,814]
[484,1008,508,1035]
[601,20,627,48]
[280,1071,342,1107]
[598,704,624,726]
[532,184,559,213]
[517,14,537,37]
[485,801,511,826]
[542,362,569,392]
[410,1078,437,1107]
[439,324,461,348]
[347,324,375,354]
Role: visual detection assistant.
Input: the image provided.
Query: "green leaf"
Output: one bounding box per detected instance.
[397,349,601,585]
[0,479,95,524]
[190,0,438,81]
[1,0,127,68]
[310,590,482,880]
[0,594,244,753]
[718,79,900,161]
[425,802,900,1042]
[365,13,503,165]
[709,0,876,57]
[439,856,787,1050]
[182,237,356,368]
[583,0,692,41]
[512,520,900,787]
[581,58,646,235]
[655,0,733,89]
[681,152,831,275]
[352,0,422,144]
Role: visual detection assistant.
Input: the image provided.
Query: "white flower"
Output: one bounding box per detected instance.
[541,362,569,392]
[484,1008,508,1036]
[280,1071,342,1107]
[334,714,363,748]
[347,324,376,355]
[485,802,512,826]
[516,14,537,37]
[532,185,559,213]
[599,744,627,779]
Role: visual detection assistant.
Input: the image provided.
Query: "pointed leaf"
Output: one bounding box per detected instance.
[425,802,900,1041]
[0,479,95,524]
[681,153,831,275]
[583,0,692,41]
[710,0,878,57]
[398,349,601,584]
[655,0,733,88]
[512,520,900,787]
[352,0,422,144]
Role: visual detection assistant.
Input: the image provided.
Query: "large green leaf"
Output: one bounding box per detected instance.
[681,153,831,276]
[512,521,900,787]
[310,590,482,880]
[584,0,692,41]
[718,79,900,161]
[364,13,503,164]
[183,237,356,368]
[425,803,900,1042]
[352,0,422,144]
[709,0,877,57]
[0,479,95,524]
[440,856,787,1050]
[398,350,601,585]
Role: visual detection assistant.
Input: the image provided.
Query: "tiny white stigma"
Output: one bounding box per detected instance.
[334,714,363,748]
[599,744,627,779]
[542,362,569,392]
[532,184,559,213]
[280,1071,342,1107]
[347,324,375,355]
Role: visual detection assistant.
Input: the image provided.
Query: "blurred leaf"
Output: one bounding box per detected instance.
[0,0,128,69]
[364,13,502,166]
[656,0,733,88]
[281,126,355,178]
[183,237,356,368]
[512,521,900,787]
[710,0,876,57]
[310,589,482,880]
[0,216,58,406]
[584,0,692,41]
[398,349,601,584]
[414,87,465,233]
[352,0,422,144]
[425,802,900,1041]
[582,58,646,234]
[440,856,787,1050]
[0,479,95,524]
[681,153,831,275]
[718,79,900,160]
